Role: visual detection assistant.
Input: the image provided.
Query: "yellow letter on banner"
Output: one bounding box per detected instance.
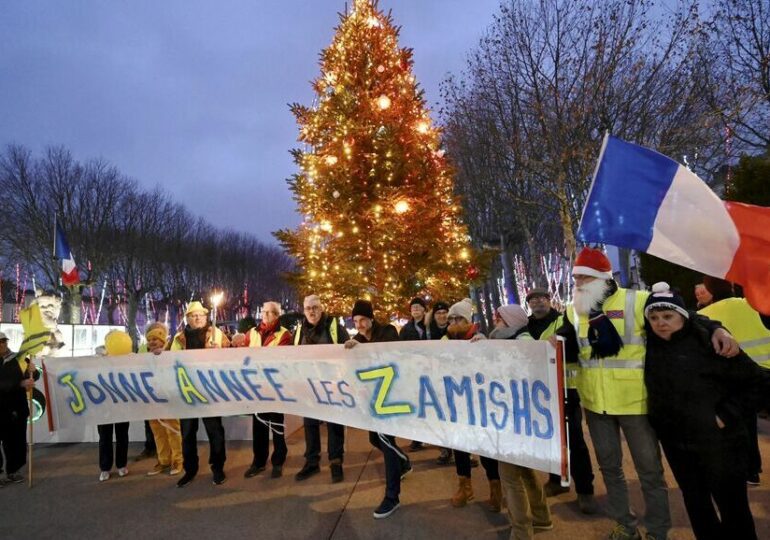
[176,364,208,404]
[356,365,413,416]
[58,373,86,414]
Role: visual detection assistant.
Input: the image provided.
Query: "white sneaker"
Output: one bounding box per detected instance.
[169,468,182,476]
[99,471,110,482]
[117,467,129,477]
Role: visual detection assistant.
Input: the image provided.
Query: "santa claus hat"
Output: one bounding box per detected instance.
[572,247,613,280]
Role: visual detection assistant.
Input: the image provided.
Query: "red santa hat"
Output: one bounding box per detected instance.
[572,247,613,280]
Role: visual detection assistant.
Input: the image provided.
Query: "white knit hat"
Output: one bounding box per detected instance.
[448,298,474,322]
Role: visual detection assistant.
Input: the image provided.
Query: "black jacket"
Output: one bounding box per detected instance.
[428,319,448,340]
[297,313,350,345]
[354,321,399,344]
[399,319,427,341]
[0,353,40,421]
[528,308,561,340]
[645,315,770,451]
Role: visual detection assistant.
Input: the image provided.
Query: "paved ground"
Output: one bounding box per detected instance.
[1,419,769,539]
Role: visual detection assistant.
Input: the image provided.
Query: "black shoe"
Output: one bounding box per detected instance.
[271,465,283,479]
[747,472,760,486]
[176,472,196,488]
[212,470,226,485]
[6,473,23,484]
[244,464,266,478]
[408,441,424,452]
[331,463,344,483]
[373,497,400,519]
[295,463,320,481]
[436,449,454,466]
[469,457,479,468]
[400,460,413,480]
[134,448,157,462]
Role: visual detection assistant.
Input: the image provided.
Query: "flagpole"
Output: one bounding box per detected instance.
[52,214,57,259]
[27,365,34,488]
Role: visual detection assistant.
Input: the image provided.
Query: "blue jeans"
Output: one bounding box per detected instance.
[585,410,671,538]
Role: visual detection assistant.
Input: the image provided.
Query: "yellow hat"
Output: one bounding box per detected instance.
[145,324,168,343]
[185,301,209,316]
[104,330,133,356]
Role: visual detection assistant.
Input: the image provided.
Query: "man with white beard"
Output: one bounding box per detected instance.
[556,248,739,540]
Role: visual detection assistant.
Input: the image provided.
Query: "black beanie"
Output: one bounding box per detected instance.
[410,297,426,309]
[644,282,689,320]
[432,300,450,313]
[352,299,374,319]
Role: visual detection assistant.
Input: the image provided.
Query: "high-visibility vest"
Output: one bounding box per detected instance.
[535,314,578,390]
[699,298,770,368]
[294,317,340,345]
[170,326,226,350]
[565,287,649,415]
[248,326,289,348]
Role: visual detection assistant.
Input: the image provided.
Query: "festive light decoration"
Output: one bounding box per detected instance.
[377,94,392,110]
[275,0,483,317]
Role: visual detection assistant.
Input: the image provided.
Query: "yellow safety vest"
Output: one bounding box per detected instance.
[248,326,289,347]
[699,298,770,368]
[294,317,340,345]
[565,287,649,415]
[170,326,226,350]
[536,315,578,390]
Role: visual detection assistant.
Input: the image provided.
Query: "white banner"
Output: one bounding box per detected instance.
[42,340,567,475]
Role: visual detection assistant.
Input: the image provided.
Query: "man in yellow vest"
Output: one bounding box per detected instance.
[294,294,350,483]
[560,248,738,540]
[0,332,39,485]
[527,288,597,514]
[170,301,231,488]
[699,276,770,486]
[243,301,293,479]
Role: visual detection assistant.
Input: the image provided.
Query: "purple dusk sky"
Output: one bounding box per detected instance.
[0,1,499,243]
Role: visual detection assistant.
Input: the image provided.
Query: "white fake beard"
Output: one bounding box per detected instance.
[573,279,610,315]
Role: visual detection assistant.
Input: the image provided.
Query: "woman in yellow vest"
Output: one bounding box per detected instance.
[243,301,292,479]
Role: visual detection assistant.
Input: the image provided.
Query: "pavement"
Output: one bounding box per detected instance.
[1,419,769,539]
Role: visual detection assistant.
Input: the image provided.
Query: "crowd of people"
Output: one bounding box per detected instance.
[2,246,770,539]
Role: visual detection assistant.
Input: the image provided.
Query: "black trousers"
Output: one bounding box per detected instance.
[662,439,757,540]
[746,413,761,477]
[181,417,226,474]
[143,419,156,452]
[98,422,129,472]
[303,417,344,465]
[252,413,287,468]
[369,431,409,501]
[548,389,595,494]
[455,451,499,480]
[0,415,28,474]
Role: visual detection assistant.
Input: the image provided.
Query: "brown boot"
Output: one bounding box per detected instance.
[486,479,503,512]
[451,476,474,507]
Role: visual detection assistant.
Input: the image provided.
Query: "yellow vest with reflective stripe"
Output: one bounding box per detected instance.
[170,327,226,350]
[699,298,770,368]
[566,287,649,415]
[294,318,340,345]
[248,327,289,347]
[535,314,578,390]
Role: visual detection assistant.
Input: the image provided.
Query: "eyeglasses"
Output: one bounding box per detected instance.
[304,305,322,312]
[188,313,207,319]
[447,316,465,323]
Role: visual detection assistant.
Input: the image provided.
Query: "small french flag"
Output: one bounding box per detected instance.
[54,222,80,287]
[578,134,770,314]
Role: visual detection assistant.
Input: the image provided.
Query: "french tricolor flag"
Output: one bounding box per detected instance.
[578,135,770,314]
[54,222,80,287]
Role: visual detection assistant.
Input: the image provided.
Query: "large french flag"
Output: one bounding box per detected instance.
[54,223,80,287]
[578,134,770,314]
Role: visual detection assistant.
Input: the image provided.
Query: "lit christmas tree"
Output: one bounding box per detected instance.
[275,0,483,317]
